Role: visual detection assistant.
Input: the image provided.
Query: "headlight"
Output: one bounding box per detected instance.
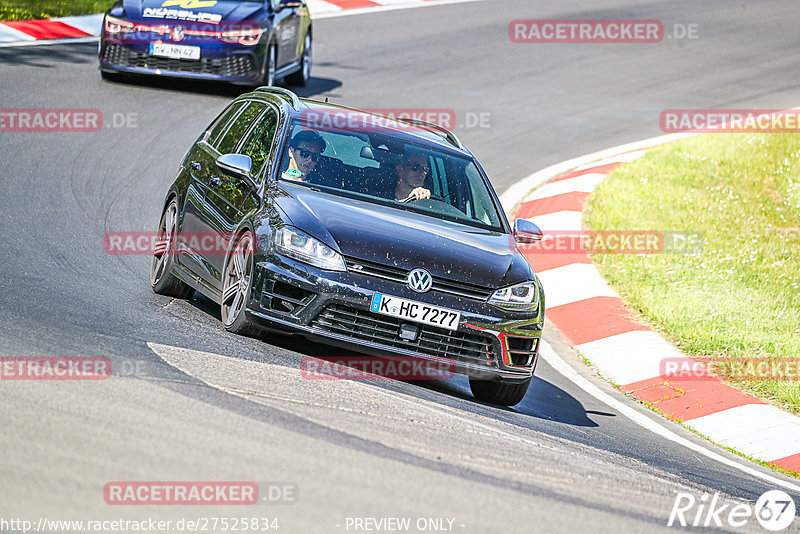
[219,27,263,46]
[274,227,346,272]
[488,280,538,311]
[105,15,134,34]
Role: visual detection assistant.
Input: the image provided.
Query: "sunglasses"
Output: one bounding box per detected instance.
[404,163,429,175]
[296,148,321,162]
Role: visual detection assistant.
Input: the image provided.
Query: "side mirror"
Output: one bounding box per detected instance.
[513,218,543,244]
[360,146,376,160]
[216,154,257,191]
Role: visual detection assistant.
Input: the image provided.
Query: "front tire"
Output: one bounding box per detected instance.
[263,43,277,86]
[469,376,531,406]
[150,199,194,299]
[220,232,261,337]
[286,33,311,86]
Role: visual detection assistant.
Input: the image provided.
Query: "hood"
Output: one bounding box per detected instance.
[122,0,264,24]
[276,186,533,289]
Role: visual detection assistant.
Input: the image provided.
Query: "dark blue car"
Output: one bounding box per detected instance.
[99,0,312,86]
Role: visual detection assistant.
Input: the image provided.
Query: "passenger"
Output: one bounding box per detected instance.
[282,131,326,182]
[391,150,432,202]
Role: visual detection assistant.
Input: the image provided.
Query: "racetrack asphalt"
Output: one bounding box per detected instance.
[1,1,800,531]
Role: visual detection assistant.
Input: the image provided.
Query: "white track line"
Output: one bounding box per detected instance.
[539,339,800,492]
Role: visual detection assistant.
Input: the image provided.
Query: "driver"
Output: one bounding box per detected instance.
[392,150,431,202]
[282,131,326,182]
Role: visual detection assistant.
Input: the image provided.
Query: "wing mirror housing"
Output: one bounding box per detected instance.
[216,154,257,192]
[513,218,543,245]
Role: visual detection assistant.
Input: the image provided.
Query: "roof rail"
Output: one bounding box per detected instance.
[254,86,301,111]
[396,118,464,150]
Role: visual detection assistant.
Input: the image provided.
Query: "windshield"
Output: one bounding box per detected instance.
[277,119,506,232]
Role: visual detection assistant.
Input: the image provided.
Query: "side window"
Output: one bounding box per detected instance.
[215,102,266,154]
[239,108,278,181]
[207,102,246,147]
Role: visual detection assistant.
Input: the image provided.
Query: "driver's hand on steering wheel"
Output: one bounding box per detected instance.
[402,187,431,202]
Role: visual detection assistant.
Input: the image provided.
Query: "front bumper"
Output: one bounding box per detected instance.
[246,254,544,381]
[99,39,263,83]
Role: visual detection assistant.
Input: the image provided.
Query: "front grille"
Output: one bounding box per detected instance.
[311,305,497,368]
[104,44,256,77]
[344,256,493,302]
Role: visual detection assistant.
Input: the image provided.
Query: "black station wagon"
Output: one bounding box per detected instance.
[150,87,545,406]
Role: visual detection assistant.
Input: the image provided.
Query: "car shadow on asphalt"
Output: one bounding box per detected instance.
[100,73,343,99]
[185,292,610,429]
[0,41,99,68]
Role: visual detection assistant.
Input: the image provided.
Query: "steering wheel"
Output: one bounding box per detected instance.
[402,194,445,203]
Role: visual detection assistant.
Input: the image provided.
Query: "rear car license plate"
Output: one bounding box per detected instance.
[149,43,200,61]
[370,293,460,331]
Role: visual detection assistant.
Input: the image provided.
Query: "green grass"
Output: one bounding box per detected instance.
[0,1,110,21]
[584,133,800,414]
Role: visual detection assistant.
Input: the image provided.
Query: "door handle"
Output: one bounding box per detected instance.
[210,176,222,187]
[191,162,202,171]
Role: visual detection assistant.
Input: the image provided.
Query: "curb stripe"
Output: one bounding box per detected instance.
[515,191,589,218]
[577,330,694,387]
[685,405,800,461]
[551,162,621,183]
[622,375,765,421]
[319,0,381,7]
[0,23,37,42]
[523,172,607,202]
[524,210,583,233]
[4,19,90,40]
[771,454,800,472]
[537,263,617,308]
[546,297,650,346]
[521,249,590,273]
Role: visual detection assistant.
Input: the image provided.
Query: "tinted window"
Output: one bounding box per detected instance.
[207,102,246,147]
[239,107,278,181]
[215,102,266,154]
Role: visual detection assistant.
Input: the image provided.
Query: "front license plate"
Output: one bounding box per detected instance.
[149,43,200,61]
[370,293,461,331]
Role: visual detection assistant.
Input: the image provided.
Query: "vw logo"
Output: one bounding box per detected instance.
[170,26,185,42]
[407,268,433,293]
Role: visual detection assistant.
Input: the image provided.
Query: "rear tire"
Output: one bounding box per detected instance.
[469,376,531,406]
[286,33,311,86]
[150,199,194,299]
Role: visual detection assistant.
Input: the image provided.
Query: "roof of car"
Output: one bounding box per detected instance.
[246,87,471,156]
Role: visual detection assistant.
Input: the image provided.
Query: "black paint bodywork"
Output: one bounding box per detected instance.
[161,90,545,382]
